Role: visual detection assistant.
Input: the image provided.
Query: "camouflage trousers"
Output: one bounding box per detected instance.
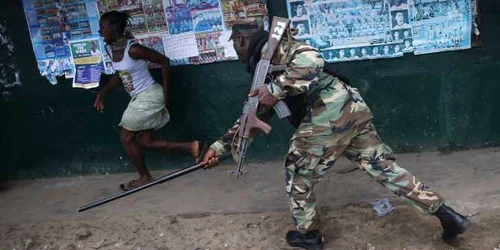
[285,120,445,232]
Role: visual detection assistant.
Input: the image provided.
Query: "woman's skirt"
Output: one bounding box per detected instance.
[119,83,170,131]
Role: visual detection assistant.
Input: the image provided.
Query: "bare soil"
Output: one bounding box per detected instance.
[1,147,500,250]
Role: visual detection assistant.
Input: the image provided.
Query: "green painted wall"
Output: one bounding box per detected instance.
[1,0,499,180]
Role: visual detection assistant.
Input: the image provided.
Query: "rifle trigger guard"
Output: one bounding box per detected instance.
[265,74,275,84]
[230,127,241,163]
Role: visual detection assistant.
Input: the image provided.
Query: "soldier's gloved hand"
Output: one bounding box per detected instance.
[201,149,219,169]
[249,86,278,107]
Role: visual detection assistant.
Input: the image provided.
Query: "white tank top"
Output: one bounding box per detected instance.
[108,40,155,96]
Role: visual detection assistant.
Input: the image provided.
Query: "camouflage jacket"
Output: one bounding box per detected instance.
[210,37,373,156]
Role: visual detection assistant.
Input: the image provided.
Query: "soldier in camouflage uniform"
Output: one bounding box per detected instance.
[201,18,469,250]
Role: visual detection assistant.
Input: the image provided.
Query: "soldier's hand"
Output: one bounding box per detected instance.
[201,148,219,169]
[249,86,278,107]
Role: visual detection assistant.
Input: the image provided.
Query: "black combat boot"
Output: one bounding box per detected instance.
[434,205,470,243]
[286,229,323,250]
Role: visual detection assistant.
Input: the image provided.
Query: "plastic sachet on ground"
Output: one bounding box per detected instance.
[370,197,395,217]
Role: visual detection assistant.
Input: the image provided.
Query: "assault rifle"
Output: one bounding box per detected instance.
[233,17,292,178]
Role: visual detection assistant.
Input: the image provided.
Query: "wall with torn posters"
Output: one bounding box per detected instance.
[21,0,269,86]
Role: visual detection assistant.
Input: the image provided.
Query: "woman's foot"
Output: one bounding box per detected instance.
[190,141,200,159]
[119,176,155,191]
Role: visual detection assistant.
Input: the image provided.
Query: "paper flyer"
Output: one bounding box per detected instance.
[162,32,200,59]
[69,38,104,89]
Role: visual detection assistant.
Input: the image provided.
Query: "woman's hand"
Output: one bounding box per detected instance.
[94,92,106,112]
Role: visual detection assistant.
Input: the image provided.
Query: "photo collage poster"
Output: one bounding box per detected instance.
[285,0,472,63]
[410,0,471,55]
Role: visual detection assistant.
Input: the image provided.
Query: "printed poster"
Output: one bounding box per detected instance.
[162,32,200,59]
[410,0,471,55]
[287,0,404,63]
[69,38,104,89]
[285,0,472,62]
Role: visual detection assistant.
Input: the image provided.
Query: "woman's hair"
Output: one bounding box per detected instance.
[100,11,133,38]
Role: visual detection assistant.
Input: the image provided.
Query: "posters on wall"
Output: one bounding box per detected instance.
[23,0,269,85]
[97,0,169,34]
[23,0,475,86]
[286,0,472,63]
[134,32,169,68]
[69,37,104,88]
[22,0,100,84]
[95,0,268,66]
[161,0,268,66]
[96,0,268,66]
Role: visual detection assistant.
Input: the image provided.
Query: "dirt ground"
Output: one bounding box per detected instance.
[1,147,500,250]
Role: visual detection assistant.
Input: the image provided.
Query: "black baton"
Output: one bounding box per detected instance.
[78,154,229,212]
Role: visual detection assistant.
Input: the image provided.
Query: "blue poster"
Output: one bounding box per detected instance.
[410,0,471,55]
[285,0,472,62]
[74,64,103,88]
[287,0,404,63]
